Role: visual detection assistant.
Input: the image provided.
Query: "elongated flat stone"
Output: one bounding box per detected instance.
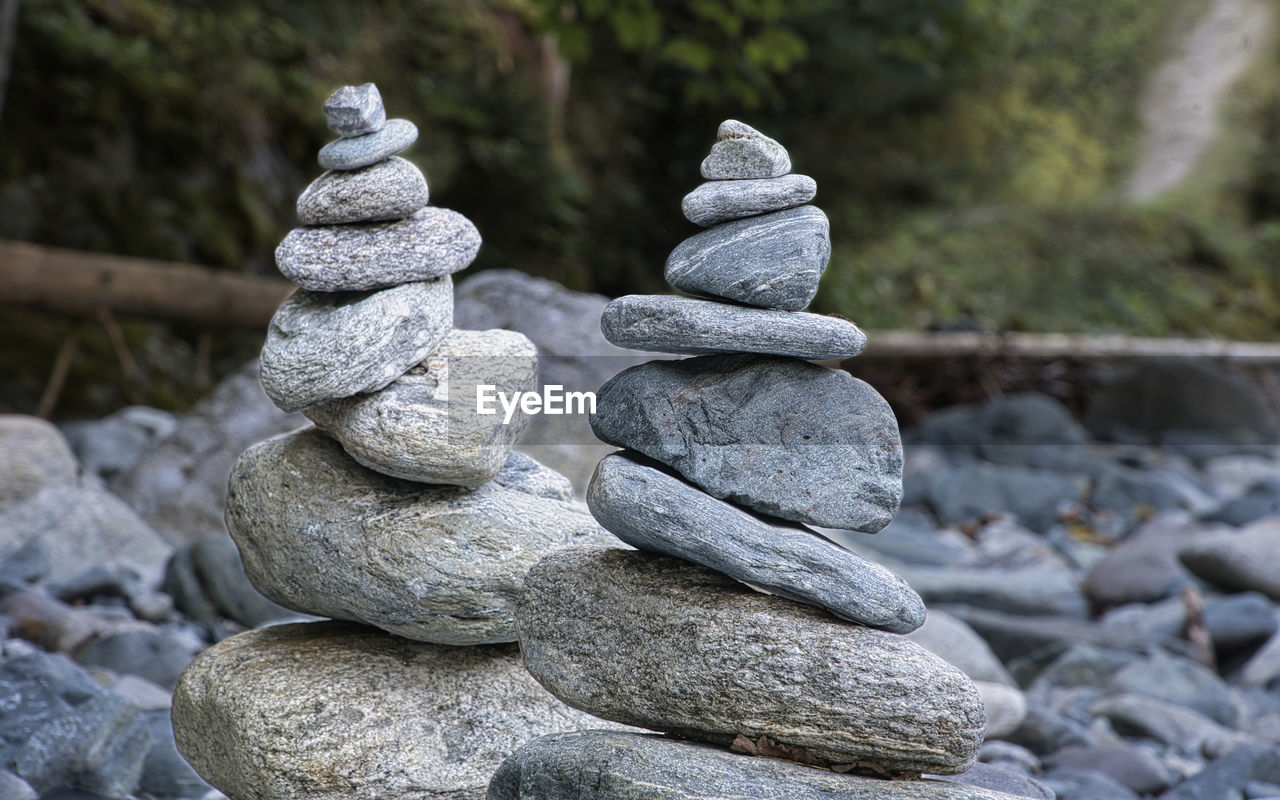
[317,117,417,170]
[296,156,428,225]
[259,278,452,412]
[517,548,985,775]
[323,83,385,137]
[227,428,612,644]
[664,205,830,311]
[700,120,791,179]
[683,174,816,226]
[601,294,865,358]
[172,621,615,800]
[304,328,538,486]
[587,452,923,632]
[590,354,903,532]
[276,206,480,292]
[492,732,1032,800]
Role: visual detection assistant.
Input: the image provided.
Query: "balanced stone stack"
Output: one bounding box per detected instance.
[171,84,616,800]
[493,122,1015,799]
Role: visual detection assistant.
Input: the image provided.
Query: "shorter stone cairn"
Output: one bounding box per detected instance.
[172,84,614,800]
[493,122,1014,799]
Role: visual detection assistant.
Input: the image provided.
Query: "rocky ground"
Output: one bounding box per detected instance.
[1,270,1279,799]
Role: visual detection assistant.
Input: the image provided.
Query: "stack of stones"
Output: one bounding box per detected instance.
[492,122,1018,799]
[170,84,617,800]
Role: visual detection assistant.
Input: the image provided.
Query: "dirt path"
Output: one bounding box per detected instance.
[1124,0,1272,201]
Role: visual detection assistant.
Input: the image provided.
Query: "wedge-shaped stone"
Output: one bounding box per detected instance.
[518,548,985,775]
[227,429,611,644]
[590,354,903,532]
[317,117,417,170]
[259,278,452,412]
[296,156,428,225]
[601,294,865,358]
[323,83,385,138]
[682,174,816,226]
[305,328,538,486]
[172,621,614,800]
[665,205,830,311]
[699,119,791,180]
[587,453,923,632]
[276,206,480,292]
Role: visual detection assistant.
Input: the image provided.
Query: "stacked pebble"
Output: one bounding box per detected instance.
[170,84,616,800]
[493,122,1017,799]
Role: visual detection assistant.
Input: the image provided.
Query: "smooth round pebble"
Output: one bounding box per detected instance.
[682,173,816,226]
[317,117,417,170]
[296,156,428,225]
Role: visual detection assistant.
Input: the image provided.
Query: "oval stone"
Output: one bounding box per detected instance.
[317,117,417,170]
[296,156,428,225]
[682,174,816,226]
[699,119,791,180]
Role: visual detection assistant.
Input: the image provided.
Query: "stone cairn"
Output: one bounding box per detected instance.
[170,84,615,800]
[492,122,1010,799]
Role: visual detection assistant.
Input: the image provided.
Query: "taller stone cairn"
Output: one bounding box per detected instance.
[492,122,1015,799]
[170,84,616,800]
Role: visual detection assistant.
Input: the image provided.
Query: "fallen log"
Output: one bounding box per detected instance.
[857,329,1280,362]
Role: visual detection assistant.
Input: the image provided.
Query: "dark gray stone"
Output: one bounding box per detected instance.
[163,536,295,627]
[664,206,830,311]
[1084,516,1205,607]
[1180,519,1280,600]
[517,547,985,775]
[899,565,1089,618]
[591,354,902,531]
[1088,461,1215,516]
[699,119,791,179]
[227,429,611,645]
[586,452,925,632]
[138,708,211,799]
[317,117,417,170]
[276,206,479,291]
[907,461,1081,533]
[0,415,78,513]
[1110,654,1244,728]
[75,628,202,690]
[491,732,1026,800]
[323,82,385,137]
[1204,592,1278,653]
[60,406,176,482]
[1087,694,1252,758]
[1204,478,1280,526]
[0,538,48,584]
[1161,743,1280,800]
[600,293,866,358]
[1047,745,1171,795]
[682,173,816,226]
[259,278,453,412]
[1003,703,1098,756]
[1041,767,1139,800]
[1031,644,1138,692]
[904,393,1092,469]
[928,762,1054,800]
[296,156,428,225]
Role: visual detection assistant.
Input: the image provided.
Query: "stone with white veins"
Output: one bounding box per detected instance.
[682,173,816,226]
[172,621,620,800]
[276,206,480,292]
[304,328,538,486]
[590,353,903,532]
[664,205,830,311]
[517,547,985,775]
[700,119,791,179]
[601,293,865,358]
[318,117,418,170]
[296,156,428,225]
[226,428,614,645]
[259,278,452,413]
[586,452,924,632]
[323,82,386,138]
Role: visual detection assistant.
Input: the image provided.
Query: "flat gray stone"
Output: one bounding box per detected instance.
[296,156,428,225]
[259,278,452,412]
[590,354,903,531]
[664,205,830,311]
[172,621,616,800]
[276,206,480,291]
[226,428,612,644]
[907,609,1017,687]
[700,119,791,179]
[305,328,538,486]
[586,452,924,632]
[898,565,1090,618]
[518,547,985,776]
[492,732,1028,800]
[1179,518,1280,600]
[601,294,866,358]
[317,117,417,170]
[323,82,385,137]
[683,173,816,226]
[0,415,77,513]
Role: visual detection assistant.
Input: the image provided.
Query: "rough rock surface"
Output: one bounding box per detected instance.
[517,548,985,775]
[586,453,924,632]
[600,294,866,359]
[226,429,612,644]
[1179,518,1280,600]
[259,278,453,412]
[0,416,78,512]
[682,173,817,226]
[491,732,1028,800]
[317,117,417,170]
[172,621,615,800]
[305,328,537,486]
[296,156,428,225]
[323,82,385,137]
[590,354,903,531]
[276,206,480,291]
[699,120,791,179]
[664,205,830,311]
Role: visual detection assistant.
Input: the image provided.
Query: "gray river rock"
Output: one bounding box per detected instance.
[699,119,792,179]
[317,117,417,170]
[323,82,386,138]
[682,173,817,226]
[296,156,428,225]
